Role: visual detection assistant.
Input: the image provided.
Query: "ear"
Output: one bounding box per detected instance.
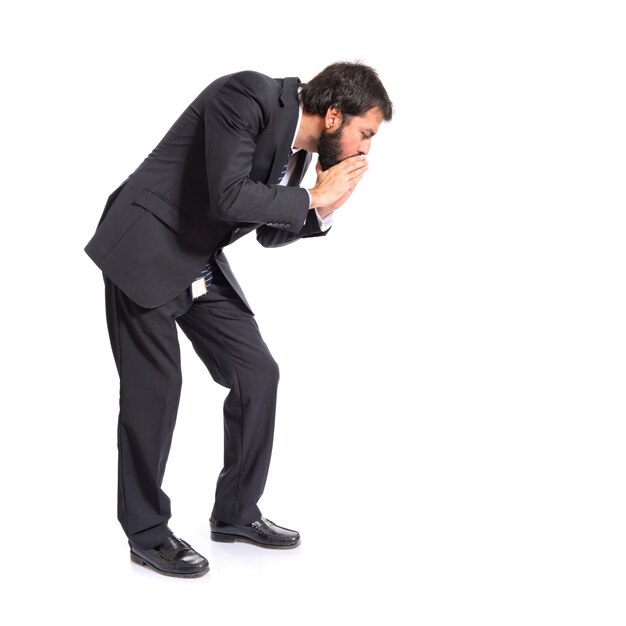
[324,106,344,132]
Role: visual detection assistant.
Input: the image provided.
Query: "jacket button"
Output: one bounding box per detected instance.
[234,227,240,234]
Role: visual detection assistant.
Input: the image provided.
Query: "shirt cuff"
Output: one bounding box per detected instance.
[314,208,333,232]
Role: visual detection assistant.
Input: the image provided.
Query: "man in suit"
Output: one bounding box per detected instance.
[85,61,393,577]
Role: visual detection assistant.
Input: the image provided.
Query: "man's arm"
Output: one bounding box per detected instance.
[255,158,363,247]
[204,71,367,240]
[203,72,310,234]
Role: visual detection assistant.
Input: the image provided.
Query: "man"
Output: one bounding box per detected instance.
[85,62,393,578]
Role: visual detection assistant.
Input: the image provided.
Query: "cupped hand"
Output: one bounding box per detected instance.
[308,155,368,209]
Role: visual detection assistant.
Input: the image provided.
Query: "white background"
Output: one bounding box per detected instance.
[2,1,625,624]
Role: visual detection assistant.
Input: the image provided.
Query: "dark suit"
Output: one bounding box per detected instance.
[85,71,328,549]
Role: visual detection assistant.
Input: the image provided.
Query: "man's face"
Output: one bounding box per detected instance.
[317,107,384,171]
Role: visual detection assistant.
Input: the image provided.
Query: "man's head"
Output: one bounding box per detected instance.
[300,62,393,170]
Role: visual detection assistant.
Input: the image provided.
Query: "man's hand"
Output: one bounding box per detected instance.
[316,185,357,218]
[308,155,368,211]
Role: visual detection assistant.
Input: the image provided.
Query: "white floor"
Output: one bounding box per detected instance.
[7,399,626,626]
[10,506,626,626]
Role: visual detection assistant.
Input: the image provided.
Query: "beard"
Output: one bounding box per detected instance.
[317,123,346,171]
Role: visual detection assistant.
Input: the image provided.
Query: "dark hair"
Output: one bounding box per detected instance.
[300,61,393,122]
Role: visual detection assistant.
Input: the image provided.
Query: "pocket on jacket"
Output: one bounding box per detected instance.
[131,188,194,234]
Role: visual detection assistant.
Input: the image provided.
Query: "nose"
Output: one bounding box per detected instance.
[358,140,371,155]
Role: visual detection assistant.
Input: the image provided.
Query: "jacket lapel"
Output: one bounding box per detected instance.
[267,77,302,184]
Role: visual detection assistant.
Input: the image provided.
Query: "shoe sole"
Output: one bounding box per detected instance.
[130,550,209,578]
[210,530,301,549]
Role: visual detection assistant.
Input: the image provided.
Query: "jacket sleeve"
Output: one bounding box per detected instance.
[204,72,310,235]
[256,209,331,248]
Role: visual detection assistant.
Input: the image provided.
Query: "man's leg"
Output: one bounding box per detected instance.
[175,268,280,526]
[104,276,190,550]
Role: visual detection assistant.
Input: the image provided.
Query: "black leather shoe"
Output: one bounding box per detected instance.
[210,515,301,549]
[129,535,209,577]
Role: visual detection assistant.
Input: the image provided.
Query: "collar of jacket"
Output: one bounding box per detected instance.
[278,76,301,107]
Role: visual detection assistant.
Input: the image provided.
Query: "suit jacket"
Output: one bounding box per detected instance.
[84,71,328,310]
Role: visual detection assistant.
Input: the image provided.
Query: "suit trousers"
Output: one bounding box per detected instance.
[103,264,280,549]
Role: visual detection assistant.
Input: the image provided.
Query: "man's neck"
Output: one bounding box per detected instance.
[294,111,323,153]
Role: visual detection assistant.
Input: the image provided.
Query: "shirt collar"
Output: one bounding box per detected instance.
[290,88,304,156]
